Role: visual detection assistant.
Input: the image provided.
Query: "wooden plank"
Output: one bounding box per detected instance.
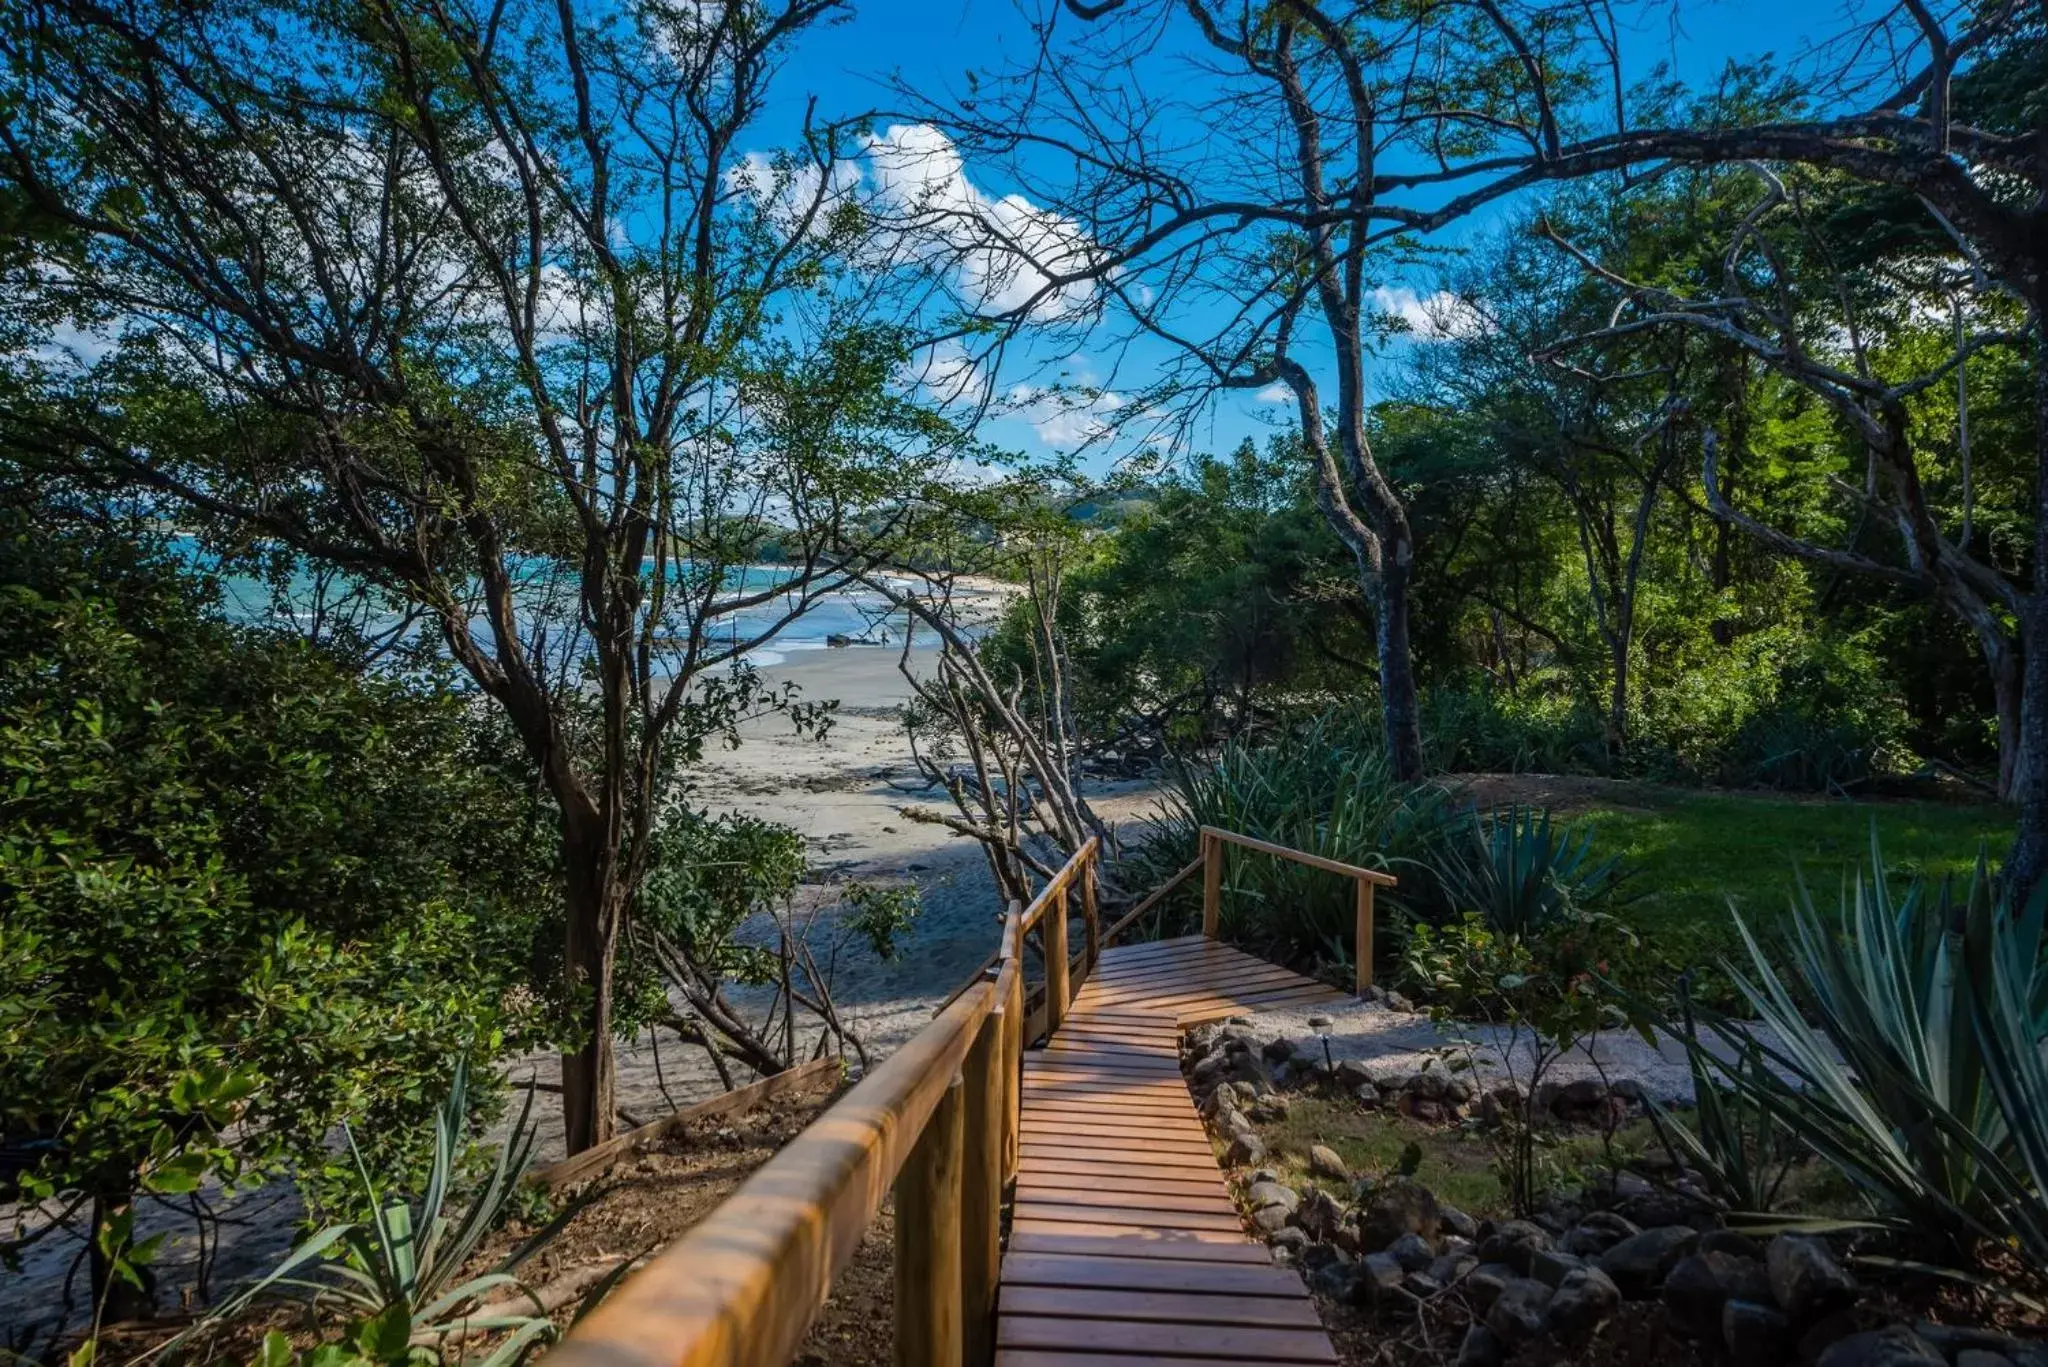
[1043,1035,1179,1058]
[997,1355,1302,1367]
[1079,963,1310,1007]
[999,1286,1322,1329]
[1020,1080,1190,1102]
[1021,1100,1197,1123]
[1018,1173,1229,1201]
[552,982,997,1367]
[1045,1025,1180,1045]
[1018,1162,1230,1191]
[530,1056,842,1190]
[1018,1143,1219,1172]
[1000,1252,1306,1297]
[1018,1116,1210,1142]
[1084,946,1264,986]
[1000,1315,1337,1363]
[1024,1053,1180,1077]
[1006,1226,1269,1263]
[1147,982,1346,1016]
[961,1006,1003,1367]
[1011,1188,1239,1217]
[1013,1202,1242,1233]
[1093,934,1208,963]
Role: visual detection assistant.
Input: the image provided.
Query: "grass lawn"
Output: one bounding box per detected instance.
[1550,782,2013,986]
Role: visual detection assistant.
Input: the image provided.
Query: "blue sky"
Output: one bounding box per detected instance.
[749,0,1866,476]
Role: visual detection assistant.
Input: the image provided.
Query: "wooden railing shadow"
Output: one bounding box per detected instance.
[545,828,1394,1367]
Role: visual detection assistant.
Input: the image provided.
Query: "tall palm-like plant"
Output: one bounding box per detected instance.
[1441,805,1626,938]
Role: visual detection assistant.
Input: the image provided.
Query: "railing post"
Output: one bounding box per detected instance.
[1355,876,1376,994]
[895,1072,965,1367]
[1201,829,1221,940]
[960,1008,1002,1367]
[1080,851,1100,978]
[1003,959,1023,1182]
[1045,886,1070,1034]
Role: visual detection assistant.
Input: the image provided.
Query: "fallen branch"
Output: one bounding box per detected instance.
[528,1056,843,1190]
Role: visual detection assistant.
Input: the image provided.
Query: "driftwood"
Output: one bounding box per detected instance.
[529,1056,843,1190]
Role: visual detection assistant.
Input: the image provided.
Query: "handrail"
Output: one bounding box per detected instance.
[1099,853,1203,947]
[1199,825,1399,885]
[1017,835,1100,931]
[1196,825,1397,992]
[552,851,1064,1367]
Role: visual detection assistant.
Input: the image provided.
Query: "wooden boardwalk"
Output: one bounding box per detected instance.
[998,937,1346,1366]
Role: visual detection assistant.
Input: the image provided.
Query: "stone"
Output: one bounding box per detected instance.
[1267,1226,1311,1256]
[1225,1132,1265,1167]
[1797,1311,1863,1363]
[1308,1144,1351,1182]
[1439,1204,1479,1240]
[1917,1325,2032,1362]
[1455,1325,1504,1367]
[1247,1180,1299,1213]
[1247,1095,1291,1123]
[1406,1068,1449,1100]
[1444,1076,1475,1105]
[1463,1263,1516,1312]
[1385,990,1415,1012]
[1263,1036,1298,1063]
[1766,1235,1859,1321]
[1361,1251,1408,1298]
[1561,1077,1609,1108]
[1404,1271,1446,1298]
[1293,1188,1344,1241]
[1476,1219,1551,1276]
[1955,1353,2016,1367]
[1484,1277,1555,1347]
[1722,1299,1793,1362]
[1531,1248,1584,1287]
[1533,1079,1565,1117]
[1335,1058,1375,1090]
[1815,1327,1944,1367]
[1595,1225,1700,1298]
[1189,1052,1230,1088]
[1548,1266,1623,1341]
[1615,1189,1716,1230]
[1358,1178,1441,1250]
[1700,1229,1766,1260]
[1252,1202,1293,1234]
[1387,1232,1435,1272]
[1427,1252,1478,1285]
[1309,1259,1365,1304]
[1332,1225,1362,1256]
[1353,1084,1382,1110]
[1664,1252,1771,1340]
[1300,1241,1349,1272]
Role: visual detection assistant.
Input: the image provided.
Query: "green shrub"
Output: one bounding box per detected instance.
[1126,709,1466,971]
[1420,684,1607,775]
[1438,805,1627,939]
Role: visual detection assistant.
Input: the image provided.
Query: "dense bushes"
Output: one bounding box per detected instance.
[0,506,557,1287]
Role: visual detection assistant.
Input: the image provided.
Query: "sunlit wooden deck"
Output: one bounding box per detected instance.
[998,937,1344,1366]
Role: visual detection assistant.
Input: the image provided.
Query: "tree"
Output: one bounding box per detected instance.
[1529,8,2048,884]
[0,0,961,1149]
[0,490,552,1327]
[889,0,1664,780]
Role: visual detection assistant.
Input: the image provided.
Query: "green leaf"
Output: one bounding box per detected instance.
[355,1302,413,1362]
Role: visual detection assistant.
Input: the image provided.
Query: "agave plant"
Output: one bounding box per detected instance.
[169,1062,577,1365]
[1672,836,2048,1291]
[1441,805,1625,939]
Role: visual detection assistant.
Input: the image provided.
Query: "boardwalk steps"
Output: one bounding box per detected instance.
[550,834,1395,1367]
[996,938,1347,1367]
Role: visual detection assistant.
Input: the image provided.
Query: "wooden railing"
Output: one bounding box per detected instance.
[548,838,1101,1367]
[1195,826,1398,992]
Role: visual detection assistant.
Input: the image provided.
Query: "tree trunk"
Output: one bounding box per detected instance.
[1607,640,1630,760]
[1376,548,1427,781]
[559,835,619,1154]
[2005,327,2048,901]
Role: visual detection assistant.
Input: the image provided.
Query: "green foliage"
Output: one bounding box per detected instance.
[1659,837,2048,1293]
[0,503,554,1253]
[1132,709,1467,969]
[838,883,922,963]
[1439,805,1626,939]
[632,807,808,993]
[172,1063,572,1367]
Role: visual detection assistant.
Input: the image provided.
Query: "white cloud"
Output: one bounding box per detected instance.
[1255,382,1293,404]
[1005,380,1125,448]
[902,338,990,406]
[1368,286,1484,341]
